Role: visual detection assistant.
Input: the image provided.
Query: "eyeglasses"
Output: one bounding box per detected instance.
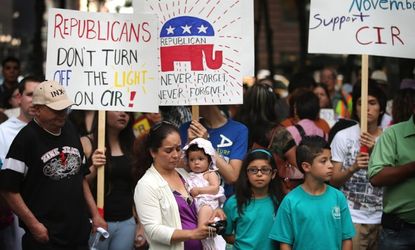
[247,168,273,175]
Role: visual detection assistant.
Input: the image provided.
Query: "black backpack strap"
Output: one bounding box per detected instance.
[294,124,306,141]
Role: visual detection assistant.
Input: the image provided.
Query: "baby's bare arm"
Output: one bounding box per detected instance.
[190,172,220,196]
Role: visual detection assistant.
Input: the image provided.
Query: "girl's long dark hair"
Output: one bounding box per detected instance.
[235,149,282,216]
[132,121,180,182]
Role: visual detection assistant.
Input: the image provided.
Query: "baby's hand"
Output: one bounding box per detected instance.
[190,188,199,197]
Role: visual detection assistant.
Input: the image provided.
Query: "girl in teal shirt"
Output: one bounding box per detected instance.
[223,149,282,250]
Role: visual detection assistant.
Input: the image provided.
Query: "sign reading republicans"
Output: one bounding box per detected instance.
[46,8,160,112]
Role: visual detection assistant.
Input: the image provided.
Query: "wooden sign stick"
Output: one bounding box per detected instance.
[192,105,199,120]
[360,54,369,134]
[97,110,106,217]
[360,54,369,153]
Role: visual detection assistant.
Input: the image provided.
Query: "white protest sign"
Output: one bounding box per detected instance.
[308,0,415,59]
[46,8,159,112]
[134,0,253,105]
[320,108,336,128]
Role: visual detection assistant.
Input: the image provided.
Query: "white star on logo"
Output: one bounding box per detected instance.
[166,25,175,35]
[181,25,192,34]
[197,25,208,34]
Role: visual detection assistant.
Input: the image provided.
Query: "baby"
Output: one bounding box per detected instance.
[184,138,226,249]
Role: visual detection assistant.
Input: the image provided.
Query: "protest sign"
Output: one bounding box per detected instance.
[134,0,253,105]
[320,108,336,128]
[46,8,159,112]
[308,0,415,59]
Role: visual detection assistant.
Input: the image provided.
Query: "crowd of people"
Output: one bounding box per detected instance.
[0,56,414,250]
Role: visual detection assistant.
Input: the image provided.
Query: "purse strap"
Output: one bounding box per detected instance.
[267,126,278,149]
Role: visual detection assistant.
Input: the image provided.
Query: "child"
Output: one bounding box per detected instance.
[223,149,281,250]
[183,138,226,250]
[269,136,355,250]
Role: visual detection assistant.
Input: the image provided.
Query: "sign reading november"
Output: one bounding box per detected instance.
[46,8,159,112]
[308,0,415,59]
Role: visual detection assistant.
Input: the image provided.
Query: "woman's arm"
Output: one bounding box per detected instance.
[80,136,105,185]
[84,149,106,185]
[170,224,212,243]
[82,179,107,232]
[135,179,211,245]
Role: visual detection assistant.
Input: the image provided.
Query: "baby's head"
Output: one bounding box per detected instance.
[184,138,216,173]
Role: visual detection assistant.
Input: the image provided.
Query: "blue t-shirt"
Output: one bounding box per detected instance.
[180,119,248,196]
[224,195,278,250]
[269,185,355,250]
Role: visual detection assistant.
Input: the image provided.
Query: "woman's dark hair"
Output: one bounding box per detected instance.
[288,72,316,94]
[133,121,180,181]
[90,111,135,193]
[352,81,387,125]
[234,149,282,216]
[292,89,320,120]
[236,82,279,147]
[392,89,415,124]
[68,110,97,136]
[314,82,332,108]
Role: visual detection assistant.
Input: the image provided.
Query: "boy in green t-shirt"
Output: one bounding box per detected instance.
[269,136,355,250]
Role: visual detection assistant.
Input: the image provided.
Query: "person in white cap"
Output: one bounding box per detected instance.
[0,80,107,250]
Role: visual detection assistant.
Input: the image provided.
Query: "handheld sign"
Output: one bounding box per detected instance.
[308,0,415,150]
[133,0,254,105]
[46,8,160,113]
[309,0,415,59]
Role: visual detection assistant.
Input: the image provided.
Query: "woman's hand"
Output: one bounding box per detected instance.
[211,208,226,221]
[91,214,108,233]
[134,224,146,248]
[91,149,106,168]
[29,221,49,243]
[190,222,216,240]
[189,188,200,197]
[188,120,209,141]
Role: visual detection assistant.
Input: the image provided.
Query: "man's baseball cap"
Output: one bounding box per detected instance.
[32,80,73,110]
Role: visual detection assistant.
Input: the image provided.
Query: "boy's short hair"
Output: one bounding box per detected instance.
[296,136,330,173]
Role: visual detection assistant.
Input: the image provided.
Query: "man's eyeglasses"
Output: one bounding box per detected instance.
[247,168,273,175]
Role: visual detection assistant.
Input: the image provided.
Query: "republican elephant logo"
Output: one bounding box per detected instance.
[160,16,223,72]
